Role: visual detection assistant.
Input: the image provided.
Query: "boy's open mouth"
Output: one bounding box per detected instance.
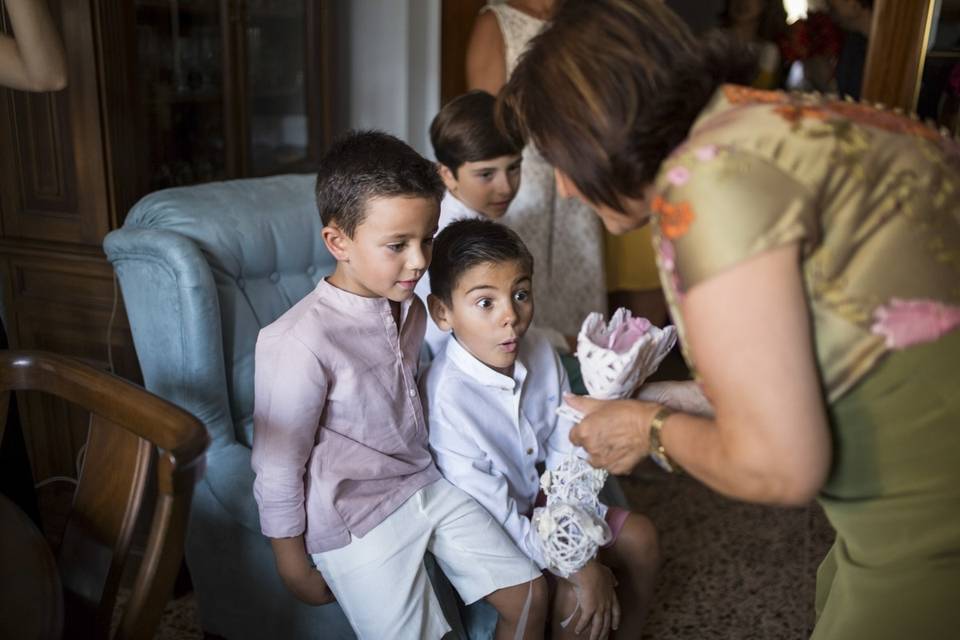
[498,338,518,353]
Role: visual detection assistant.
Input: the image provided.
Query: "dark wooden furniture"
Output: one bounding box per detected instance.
[440,0,486,105]
[0,350,208,640]
[862,0,938,110]
[0,0,331,490]
[0,492,63,640]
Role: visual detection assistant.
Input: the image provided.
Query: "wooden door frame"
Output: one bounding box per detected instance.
[861,0,938,111]
[440,0,486,106]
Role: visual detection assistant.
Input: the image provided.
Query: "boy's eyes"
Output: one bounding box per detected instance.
[514,290,530,302]
[387,238,431,252]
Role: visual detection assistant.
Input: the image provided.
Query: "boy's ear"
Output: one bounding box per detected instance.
[321,224,351,262]
[427,294,453,332]
[437,163,459,193]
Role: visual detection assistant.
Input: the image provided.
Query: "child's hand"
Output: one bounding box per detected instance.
[281,564,336,606]
[568,560,620,640]
[271,536,336,606]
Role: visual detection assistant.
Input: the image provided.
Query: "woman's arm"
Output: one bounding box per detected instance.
[571,244,832,506]
[466,10,507,94]
[0,0,67,91]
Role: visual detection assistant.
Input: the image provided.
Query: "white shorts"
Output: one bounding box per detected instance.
[311,478,540,640]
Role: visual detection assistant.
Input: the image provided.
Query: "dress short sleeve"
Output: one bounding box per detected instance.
[652,145,817,294]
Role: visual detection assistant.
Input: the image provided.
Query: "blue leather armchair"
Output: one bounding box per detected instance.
[104,175,464,639]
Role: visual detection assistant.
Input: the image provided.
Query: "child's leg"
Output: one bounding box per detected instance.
[311,488,452,640]
[598,512,659,637]
[550,512,658,639]
[484,578,549,640]
[550,578,582,639]
[424,479,548,640]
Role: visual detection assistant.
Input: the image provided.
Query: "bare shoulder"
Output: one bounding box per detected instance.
[466,11,506,94]
[469,10,504,50]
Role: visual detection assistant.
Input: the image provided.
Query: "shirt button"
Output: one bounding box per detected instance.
[408,389,417,397]
[526,448,534,455]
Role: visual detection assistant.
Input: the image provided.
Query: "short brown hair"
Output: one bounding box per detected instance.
[315,130,443,237]
[500,0,756,211]
[430,90,522,174]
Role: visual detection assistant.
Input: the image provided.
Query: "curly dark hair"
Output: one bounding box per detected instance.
[315,130,444,237]
[500,0,757,212]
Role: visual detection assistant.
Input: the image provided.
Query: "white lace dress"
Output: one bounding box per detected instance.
[482,2,608,337]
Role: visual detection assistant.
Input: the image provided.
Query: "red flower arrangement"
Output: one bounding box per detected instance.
[778,11,844,62]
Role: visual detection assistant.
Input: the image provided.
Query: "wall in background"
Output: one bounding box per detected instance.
[333,0,440,158]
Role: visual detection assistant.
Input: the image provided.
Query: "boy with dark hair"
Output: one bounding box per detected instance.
[252,131,547,640]
[421,218,659,640]
[417,90,524,355]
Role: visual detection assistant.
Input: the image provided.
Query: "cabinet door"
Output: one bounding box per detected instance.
[127,0,233,195]
[236,0,331,176]
[0,0,111,246]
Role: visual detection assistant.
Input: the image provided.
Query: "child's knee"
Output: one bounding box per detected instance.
[489,575,548,622]
[618,513,660,567]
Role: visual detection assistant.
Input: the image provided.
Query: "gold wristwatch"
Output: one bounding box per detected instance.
[648,406,679,473]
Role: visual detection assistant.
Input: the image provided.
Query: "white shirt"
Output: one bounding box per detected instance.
[416,191,484,356]
[420,328,582,569]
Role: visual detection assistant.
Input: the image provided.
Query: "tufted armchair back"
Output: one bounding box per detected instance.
[106,174,333,450]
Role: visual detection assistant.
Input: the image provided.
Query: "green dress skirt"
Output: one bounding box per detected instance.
[813,329,960,639]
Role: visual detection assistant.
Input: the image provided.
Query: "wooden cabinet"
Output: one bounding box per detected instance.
[0,0,332,484]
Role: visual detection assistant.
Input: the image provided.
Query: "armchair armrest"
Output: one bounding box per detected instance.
[104,227,236,449]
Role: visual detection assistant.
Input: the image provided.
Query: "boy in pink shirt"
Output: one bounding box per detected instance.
[251,131,546,639]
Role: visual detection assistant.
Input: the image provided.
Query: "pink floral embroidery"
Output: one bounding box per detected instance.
[666,166,691,186]
[694,145,719,162]
[871,298,960,349]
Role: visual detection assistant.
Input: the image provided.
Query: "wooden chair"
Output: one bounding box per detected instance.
[0,351,208,640]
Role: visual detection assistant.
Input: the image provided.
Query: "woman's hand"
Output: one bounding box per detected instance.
[634,380,714,417]
[567,560,620,640]
[566,395,660,474]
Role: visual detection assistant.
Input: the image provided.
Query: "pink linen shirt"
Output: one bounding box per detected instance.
[251,278,440,553]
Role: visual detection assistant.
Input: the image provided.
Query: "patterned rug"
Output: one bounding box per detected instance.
[145,464,834,639]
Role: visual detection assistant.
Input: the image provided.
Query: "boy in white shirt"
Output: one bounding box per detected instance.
[417,90,524,356]
[420,219,659,639]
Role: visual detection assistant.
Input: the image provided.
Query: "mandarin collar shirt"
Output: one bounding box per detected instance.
[420,329,581,568]
[252,278,439,553]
